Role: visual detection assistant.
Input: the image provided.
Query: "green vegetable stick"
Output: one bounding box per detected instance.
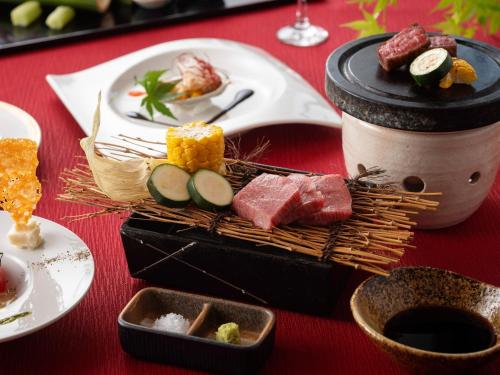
[46,5,75,30]
[11,1,42,27]
[1,0,109,13]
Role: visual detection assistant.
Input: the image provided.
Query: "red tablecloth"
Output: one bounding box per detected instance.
[0,1,499,374]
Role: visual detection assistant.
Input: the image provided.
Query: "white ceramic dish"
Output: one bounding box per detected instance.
[0,212,94,343]
[0,102,41,146]
[46,38,341,148]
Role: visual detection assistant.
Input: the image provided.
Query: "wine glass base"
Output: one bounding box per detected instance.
[277,24,329,47]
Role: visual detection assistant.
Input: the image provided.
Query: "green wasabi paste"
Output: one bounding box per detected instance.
[215,322,240,344]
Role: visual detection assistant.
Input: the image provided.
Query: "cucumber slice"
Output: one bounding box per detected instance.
[410,48,452,87]
[147,164,191,207]
[188,169,234,211]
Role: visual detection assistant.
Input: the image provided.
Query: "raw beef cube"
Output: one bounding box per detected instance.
[281,174,324,225]
[377,23,430,71]
[298,174,352,226]
[232,173,301,230]
[429,35,457,56]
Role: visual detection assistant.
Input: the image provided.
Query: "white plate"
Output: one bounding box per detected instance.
[46,38,341,147]
[0,102,42,145]
[0,212,94,343]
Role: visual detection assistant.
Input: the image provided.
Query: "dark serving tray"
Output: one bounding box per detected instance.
[325,33,500,132]
[120,215,353,316]
[0,0,294,53]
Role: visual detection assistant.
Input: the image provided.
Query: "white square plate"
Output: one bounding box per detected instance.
[46,38,341,145]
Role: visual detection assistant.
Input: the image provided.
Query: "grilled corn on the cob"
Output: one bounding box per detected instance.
[167,121,225,174]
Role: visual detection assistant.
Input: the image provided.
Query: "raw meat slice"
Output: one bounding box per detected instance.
[429,35,457,57]
[232,173,301,230]
[298,174,352,226]
[377,23,430,71]
[281,174,324,225]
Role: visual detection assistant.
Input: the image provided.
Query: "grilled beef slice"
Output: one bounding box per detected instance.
[377,23,430,71]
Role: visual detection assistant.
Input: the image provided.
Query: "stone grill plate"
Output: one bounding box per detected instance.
[326,33,500,132]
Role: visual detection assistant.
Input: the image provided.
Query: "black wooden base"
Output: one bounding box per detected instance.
[120,214,352,316]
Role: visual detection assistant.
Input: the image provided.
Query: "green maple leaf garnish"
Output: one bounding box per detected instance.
[136,69,180,120]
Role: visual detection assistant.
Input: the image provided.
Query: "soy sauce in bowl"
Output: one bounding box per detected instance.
[384,306,496,354]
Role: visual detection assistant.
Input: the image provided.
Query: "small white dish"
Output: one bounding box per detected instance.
[46,38,341,148]
[0,102,41,146]
[0,212,94,343]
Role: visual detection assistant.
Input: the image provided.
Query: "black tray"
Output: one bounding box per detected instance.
[120,214,353,316]
[325,33,500,132]
[0,0,293,53]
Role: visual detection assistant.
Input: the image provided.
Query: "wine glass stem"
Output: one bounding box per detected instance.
[295,0,311,30]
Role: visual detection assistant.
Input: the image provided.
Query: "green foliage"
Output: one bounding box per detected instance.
[136,70,180,120]
[434,0,500,37]
[342,9,386,38]
[343,0,499,38]
[342,0,397,38]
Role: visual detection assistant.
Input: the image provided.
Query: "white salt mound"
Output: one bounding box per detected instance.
[153,313,190,334]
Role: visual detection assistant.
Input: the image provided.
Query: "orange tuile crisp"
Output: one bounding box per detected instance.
[0,139,42,225]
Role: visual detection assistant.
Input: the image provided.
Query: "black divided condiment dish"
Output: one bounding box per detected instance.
[118,287,275,374]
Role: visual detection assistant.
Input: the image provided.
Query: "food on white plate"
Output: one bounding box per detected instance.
[439,58,478,89]
[297,175,352,226]
[0,312,31,325]
[147,163,191,208]
[7,220,43,249]
[166,121,225,174]
[0,139,43,249]
[10,1,42,27]
[409,48,452,87]
[46,5,75,30]
[429,35,457,57]
[0,253,16,309]
[187,169,234,211]
[134,54,225,119]
[173,53,222,99]
[377,23,430,71]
